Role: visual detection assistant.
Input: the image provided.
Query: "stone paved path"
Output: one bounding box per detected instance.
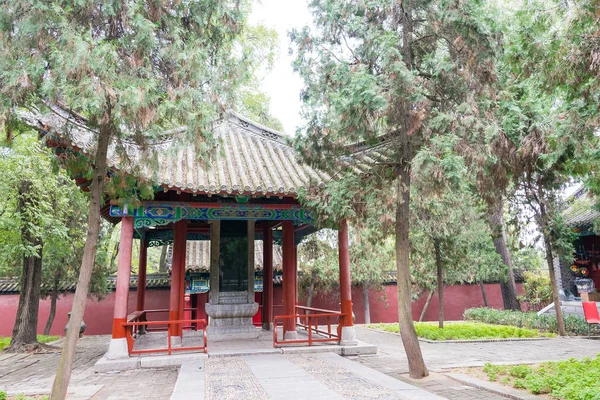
[0,336,178,399]
[2,327,600,399]
[177,353,444,400]
[353,325,600,399]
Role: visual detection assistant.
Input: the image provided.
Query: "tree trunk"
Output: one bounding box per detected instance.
[158,244,168,273]
[540,220,567,336]
[50,124,111,400]
[44,270,61,336]
[434,238,444,329]
[488,198,520,311]
[2,111,12,144]
[306,270,317,308]
[395,170,429,379]
[7,180,43,352]
[362,283,371,325]
[479,280,488,307]
[109,234,119,272]
[419,290,435,322]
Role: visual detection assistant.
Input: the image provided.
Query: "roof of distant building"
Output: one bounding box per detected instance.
[563,188,600,229]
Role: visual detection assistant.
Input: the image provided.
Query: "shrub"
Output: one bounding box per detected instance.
[517,271,553,311]
[463,307,590,336]
[482,355,600,400]
[0,390,6,400]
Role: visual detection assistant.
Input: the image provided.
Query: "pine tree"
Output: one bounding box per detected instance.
[0,1,268,397]
[291,0,498,378]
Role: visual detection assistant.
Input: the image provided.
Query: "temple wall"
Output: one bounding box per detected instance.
[0,282,522,336]
[300,283,523,324]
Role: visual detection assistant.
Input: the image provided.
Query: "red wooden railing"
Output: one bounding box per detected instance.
[273,305,345,347]
[134,308,199,332]
[123,311,207,355]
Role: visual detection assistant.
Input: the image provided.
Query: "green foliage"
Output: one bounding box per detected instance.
[0,391,5,400]
[13,395,48,400]
[410,153,506,292]
[483,355,600,400]
[298,227,394,296]
[483,363,508,382]
[512,247,544,274]
[368,322,552,341]
[517,270,553,308]
[0,0,276,204]
[0,335,58,351]
[464,308,590,336]
[0,133,109,297]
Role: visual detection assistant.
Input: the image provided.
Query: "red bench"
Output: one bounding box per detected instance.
[582,301,600,337]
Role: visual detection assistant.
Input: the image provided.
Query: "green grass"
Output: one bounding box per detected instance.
[0,335,59,351]
[368,322,555,340]
[482,355,600,399]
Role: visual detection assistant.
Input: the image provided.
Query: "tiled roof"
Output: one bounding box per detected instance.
[0,274,172,294]
[563,189,600,229]
[185,240,283,272]
[17,105,329,197]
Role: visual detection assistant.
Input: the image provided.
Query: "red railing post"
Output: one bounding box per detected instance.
[308,316,313,346]
[273,317,278,348]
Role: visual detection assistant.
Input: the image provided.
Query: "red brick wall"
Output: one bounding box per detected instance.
[0,282,522,336]
[297,283,523,324]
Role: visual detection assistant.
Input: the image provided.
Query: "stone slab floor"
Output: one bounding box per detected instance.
[1,327,599,399]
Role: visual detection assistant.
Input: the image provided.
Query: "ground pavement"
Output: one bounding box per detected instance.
[354,325,600,400]
[0,326,599,399]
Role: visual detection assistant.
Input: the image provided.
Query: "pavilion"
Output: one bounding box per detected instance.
[19,105,359,359]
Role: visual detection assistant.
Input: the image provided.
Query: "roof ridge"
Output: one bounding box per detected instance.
[226,111,289,146]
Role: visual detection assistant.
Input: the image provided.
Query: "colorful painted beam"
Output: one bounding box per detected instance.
[109,201,314,229]
[140,229,287,247]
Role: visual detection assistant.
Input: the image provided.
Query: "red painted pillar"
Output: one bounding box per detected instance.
[112,217,134,339]
[184,294,191,330]
[136,239,148,312]
[169,220,187,338]
[262,224,273,330]
[338,219,353,328]
[282,221,296,336]
[294,243,298,306]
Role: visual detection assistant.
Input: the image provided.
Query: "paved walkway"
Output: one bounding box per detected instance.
[0,336,178,399]
[172,353,443,400]
[1,327,599,399]
[354,326,600,399]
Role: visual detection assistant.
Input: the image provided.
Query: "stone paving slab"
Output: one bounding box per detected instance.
[353,326,600,400]
[5,326,597,399]
[318,353,445,400]
[0,336,179,399]
[171,360,205,400]
[399,372,509,400]
[244,354,344,400]
[445,373,540,400]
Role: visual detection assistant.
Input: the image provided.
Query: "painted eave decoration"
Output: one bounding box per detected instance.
[17,105,330,198]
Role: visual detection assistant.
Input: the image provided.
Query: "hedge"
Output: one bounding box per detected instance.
[463,307,590,336]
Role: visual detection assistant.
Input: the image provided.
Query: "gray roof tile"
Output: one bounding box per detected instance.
[17,106,329,197]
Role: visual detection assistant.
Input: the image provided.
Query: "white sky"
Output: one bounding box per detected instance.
[249,0,312,136]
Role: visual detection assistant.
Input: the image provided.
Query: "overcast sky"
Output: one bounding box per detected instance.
[249,0,312,135]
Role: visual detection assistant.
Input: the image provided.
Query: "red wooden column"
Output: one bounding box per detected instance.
[262,224,273,330]
[282,221,297,338]
[338,219,357,345]
[136,239,148,312]
[112,217,134,340]
[169,220,188,340]
[294,243,298,305]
